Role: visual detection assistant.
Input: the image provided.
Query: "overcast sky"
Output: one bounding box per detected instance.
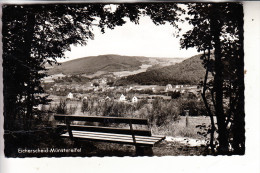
[62,15,199,62]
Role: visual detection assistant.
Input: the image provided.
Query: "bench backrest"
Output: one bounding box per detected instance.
[54,115,149,125]
[54,115,152,137]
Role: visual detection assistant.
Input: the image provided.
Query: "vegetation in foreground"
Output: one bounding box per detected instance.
[4,94,213,157]
[4,115,212,157]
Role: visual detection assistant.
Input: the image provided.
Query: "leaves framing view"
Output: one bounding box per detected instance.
[2,3,244,156]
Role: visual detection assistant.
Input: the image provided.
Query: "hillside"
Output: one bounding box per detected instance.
[48,54,149,75]
[115,54,206,85]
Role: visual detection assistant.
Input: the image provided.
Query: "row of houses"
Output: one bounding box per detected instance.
[165,84,199,92]
[118,94,138,103]
[67,93,139,103]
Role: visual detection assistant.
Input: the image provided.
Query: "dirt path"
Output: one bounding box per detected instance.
[165,136,207,147]
[153,137,209,156]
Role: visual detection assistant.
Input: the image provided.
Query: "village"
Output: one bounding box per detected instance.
[42,74,202,105]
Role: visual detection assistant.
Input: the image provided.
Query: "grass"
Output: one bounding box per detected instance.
[152,116,213,139]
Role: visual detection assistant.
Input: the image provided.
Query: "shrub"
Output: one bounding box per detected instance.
[168,91,181,99]
[55,99,67,114]
[141,98,180,127]
[179,98,206,116]
[68,105,77,115]
[81,100,89,113]
[133,99,148,110]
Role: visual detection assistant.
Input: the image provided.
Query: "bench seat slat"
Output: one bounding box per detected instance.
[67,132,157,144]
[61,132,155,146]
[57,124,152,136]
[71,130,163,142]
[55,115,148,125]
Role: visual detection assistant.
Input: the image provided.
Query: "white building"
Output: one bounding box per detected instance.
[105,96,111,101]
[119,94,126,102]
[165,84,173,92]
[67,92,73,99]
[132,96,138,103]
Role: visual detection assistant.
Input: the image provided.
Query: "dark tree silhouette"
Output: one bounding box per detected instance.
[2,4,116,130]
[180,3,244,154]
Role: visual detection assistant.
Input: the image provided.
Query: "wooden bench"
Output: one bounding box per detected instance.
[54,115,165,155]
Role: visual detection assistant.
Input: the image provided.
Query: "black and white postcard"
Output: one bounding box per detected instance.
[1,1,247,158]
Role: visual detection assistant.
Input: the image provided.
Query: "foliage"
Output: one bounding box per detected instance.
[54,75,90,84]
[168,91,181,99]
[179,98,206,117]
[2,4,116,130]
[54,99,68,114]
[180,3,244,154]
[48,54,145,75]
[81,99,89,113]
[145,98,180,127]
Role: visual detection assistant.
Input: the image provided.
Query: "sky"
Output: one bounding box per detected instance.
[62,15,199,62]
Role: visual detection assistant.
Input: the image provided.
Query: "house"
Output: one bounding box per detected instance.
[165,84,173,92]
[119,94,126,102]
[67,92,73,99]
[105,96,111,101]
[132,96,138,103]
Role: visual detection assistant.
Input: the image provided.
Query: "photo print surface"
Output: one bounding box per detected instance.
[2,2,245,157]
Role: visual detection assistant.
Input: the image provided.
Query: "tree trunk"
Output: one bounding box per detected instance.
[210,6,229,154]
[24,11,36,130]
[201,49,216,154]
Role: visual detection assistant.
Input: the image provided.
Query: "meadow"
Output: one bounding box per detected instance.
[39,94,210,140]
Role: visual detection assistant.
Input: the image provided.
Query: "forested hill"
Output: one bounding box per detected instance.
[115,54,206,86]
[48,54,148,75]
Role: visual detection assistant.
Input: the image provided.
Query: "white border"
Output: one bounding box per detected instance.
[1,1,260,173]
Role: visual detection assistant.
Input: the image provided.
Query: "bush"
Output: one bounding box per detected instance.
[81,100,89,113]
[100,101,134,117]
[52,99,77,115]
[55,99,67,114]
[168,91,181,99]
[141,98,180,127]
[134,99,148,110]
[179,98,206,116]
[68,104,77,115]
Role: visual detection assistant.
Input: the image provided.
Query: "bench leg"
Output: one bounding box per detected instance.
[135,146,153,156]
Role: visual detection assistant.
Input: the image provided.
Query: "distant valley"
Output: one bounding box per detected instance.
[114,54,206,86]
[45,54,206,86]
[48,54,184,77]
